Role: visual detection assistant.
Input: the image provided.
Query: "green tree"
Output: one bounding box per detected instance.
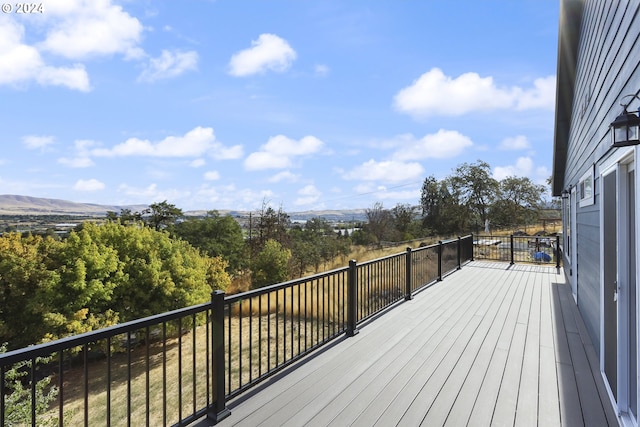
[105,210,119,222]
[289,219,352,274]
[304,217,331,234]
[0,223,231,348]
[392,203,419,240]
[0,231,119,348]
[420,176,463,235]
[290,233,320,276]
[0,233,62,348]
[40,226,123,341]
[449,160,499,226]
[351,228,376,246]
[365,202,397,245]
[116,208,144,225]
[491,176,545,229]
[249,202,290,256]
[143,200,183,231]
[251,239,291,288]
[86,222,228,319]
[173,211,246,274]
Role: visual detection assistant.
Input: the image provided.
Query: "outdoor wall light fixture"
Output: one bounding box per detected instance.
[610,94,640,147]
[561,189,570,199]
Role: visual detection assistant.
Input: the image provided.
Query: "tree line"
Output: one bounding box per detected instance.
[359,160,549,243]
[419,160,548,235]
[0,160,551,349]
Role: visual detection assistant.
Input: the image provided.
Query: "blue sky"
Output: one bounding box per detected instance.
[0,0,558,212]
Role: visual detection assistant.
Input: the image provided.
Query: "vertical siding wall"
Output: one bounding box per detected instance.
[564,0,640,354]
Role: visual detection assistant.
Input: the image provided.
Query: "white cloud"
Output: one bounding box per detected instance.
[268,171,299,183]
[58,157,94,168]
[515,76,556,110]
[0,1,200,91]
[393,68,556,118]
[204,170,220,181]
[213,144,244,160]
[244,151,291,170]
[536,166,551,181]
[90,127,243,159]
[343,159,424,183]
[22,135,55,149]
[499,135,531,150]
[36,64,91,91]
[0,17,91,91]
[39,0,144,60]
[190,159,206,168]
[74,139,100,151]
[244,135,324,170]
[117,183,188,203]
[315,64,330,77]
[138,49,198,82]
[295,184,322,206]
[229,33,296,77]
[378,188,421,201]
[74,178,105,191]
[263,135,323,156]
[351,183,420,203]
[353,182,421,204]
[493,157,534,180]
[390,130,473,161]
[196,184,275,209]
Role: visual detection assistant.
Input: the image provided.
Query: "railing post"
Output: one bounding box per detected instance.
[405,247,413,301]
[209,290,231,423]
[510,235,515,265]
[470,233,475,261]
[347,260,359,337]
[555,235,561,269]
[437,241,443,281]
[457,236,462,270]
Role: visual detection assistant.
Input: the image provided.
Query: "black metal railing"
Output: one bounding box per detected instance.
[0,235,474,426]
[222,266,350,401]
[0,302,216,427]
[473,234,561,268]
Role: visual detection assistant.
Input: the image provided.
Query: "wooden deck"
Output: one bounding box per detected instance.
[200,261,619,426]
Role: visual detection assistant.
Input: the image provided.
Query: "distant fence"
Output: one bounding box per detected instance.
[473,234,561,268]
[0,235,473,426]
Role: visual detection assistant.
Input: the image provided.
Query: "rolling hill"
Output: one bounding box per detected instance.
[0,195,368,222]
[0,195,147,216]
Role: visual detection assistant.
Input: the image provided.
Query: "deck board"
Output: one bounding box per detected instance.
[200,262,619,427]
[370,268,494,426]
[515,269,542,427]
[419,266,513,426]
[538,272,562,426]
[468,268,530,426]
[443,264,522,426]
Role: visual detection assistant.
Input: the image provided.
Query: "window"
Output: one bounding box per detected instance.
[579,168,594,207]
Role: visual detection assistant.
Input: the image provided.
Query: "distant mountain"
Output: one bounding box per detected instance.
[0,195,148,216]
[0,195,368,222]
[287,209,367,222]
